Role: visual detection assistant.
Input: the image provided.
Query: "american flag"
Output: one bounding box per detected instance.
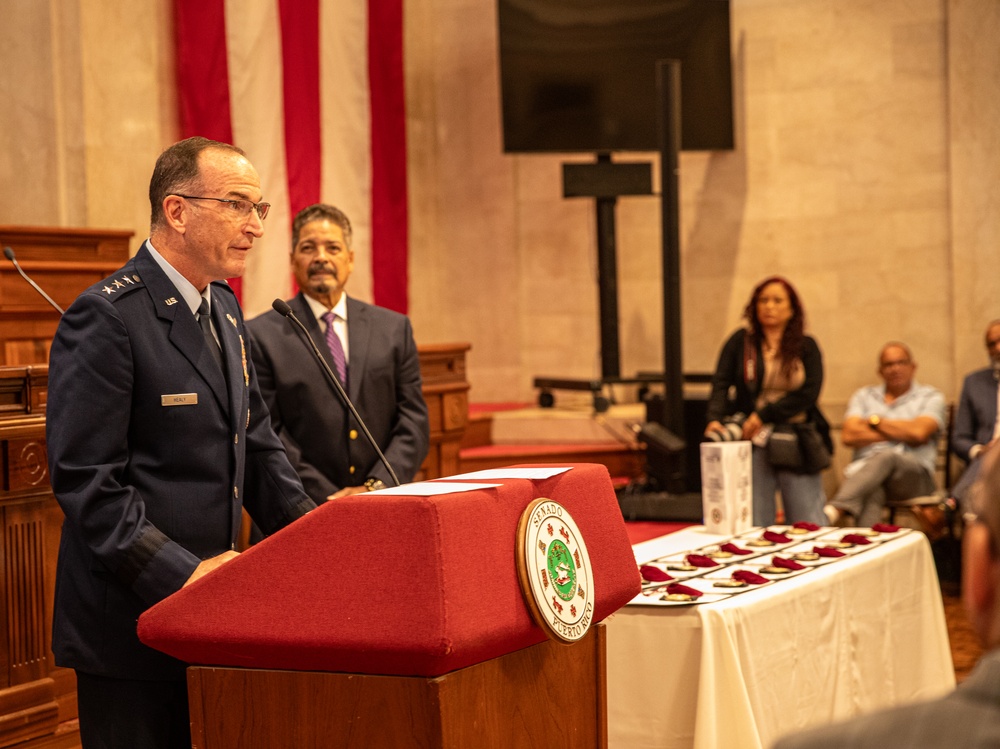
[173,0,408,316]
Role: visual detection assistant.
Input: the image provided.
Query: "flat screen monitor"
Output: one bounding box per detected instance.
[497,0,734,153]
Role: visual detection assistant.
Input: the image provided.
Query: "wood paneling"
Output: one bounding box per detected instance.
[0,367,77,748]
[417,343,470,480]
[0,226,132,368]
[189,624,607,748]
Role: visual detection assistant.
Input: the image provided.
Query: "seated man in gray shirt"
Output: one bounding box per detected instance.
[824,342,945,528]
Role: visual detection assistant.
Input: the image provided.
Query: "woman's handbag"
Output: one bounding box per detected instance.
[766,422,831,473]
[795,422,832,472]
[766,425,803,469]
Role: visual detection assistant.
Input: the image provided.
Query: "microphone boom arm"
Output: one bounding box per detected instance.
[4,247,65,315]
[271,299,400,488]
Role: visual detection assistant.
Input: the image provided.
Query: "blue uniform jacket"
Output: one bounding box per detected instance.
[46,243,314,680]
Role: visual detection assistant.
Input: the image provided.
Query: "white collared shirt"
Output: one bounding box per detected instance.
[145,240,218,343]
[303,293,349,363]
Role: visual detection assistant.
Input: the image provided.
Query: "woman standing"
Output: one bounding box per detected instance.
[704,276,830,526]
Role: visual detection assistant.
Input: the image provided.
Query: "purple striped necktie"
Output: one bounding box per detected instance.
[321,311,348,386]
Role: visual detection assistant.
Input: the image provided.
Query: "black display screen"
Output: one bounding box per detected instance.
[497,0,734,152]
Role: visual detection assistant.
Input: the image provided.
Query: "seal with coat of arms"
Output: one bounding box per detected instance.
[515,497,595,643]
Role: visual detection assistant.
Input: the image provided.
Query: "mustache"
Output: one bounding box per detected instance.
[307,262,338,280]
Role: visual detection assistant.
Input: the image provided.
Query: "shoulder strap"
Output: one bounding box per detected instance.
[742,332,759,394]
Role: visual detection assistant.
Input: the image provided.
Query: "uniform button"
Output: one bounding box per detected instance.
[230,542,236,550]
[234,434,239,444]
[233,486,239,499]
[349,465,356,474]
[349,429,358,440]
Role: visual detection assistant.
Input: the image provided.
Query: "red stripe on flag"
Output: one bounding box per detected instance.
[173,0,242,301]
[368,0,409,313]
[174,0,233,143]
[278,0,322,216]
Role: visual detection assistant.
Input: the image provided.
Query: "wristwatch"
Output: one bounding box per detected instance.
[868,414,882,430]
[364,478,386,492]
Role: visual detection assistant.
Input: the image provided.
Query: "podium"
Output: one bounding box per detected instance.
[138,464,640,748]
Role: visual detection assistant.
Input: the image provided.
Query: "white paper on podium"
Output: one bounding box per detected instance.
[437,467,573,481]
[367,481,502,496]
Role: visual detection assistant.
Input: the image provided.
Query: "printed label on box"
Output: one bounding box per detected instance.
[700,441,753,535]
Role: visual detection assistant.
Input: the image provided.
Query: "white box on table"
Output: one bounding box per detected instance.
[700,441,753,535]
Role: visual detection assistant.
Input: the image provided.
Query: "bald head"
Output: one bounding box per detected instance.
[877,342,916,397]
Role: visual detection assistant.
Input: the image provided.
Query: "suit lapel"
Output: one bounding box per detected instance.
[345,297,369,401]
[136,246,229,412]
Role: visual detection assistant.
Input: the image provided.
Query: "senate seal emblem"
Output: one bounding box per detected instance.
[516,498,595,643]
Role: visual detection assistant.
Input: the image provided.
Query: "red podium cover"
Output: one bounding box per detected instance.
[138,463,640,677]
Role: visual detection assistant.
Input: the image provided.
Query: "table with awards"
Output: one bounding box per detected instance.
[606,524,955,749]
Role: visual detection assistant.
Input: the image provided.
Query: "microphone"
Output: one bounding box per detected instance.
[4,246,65,314]
[272,298,400,487]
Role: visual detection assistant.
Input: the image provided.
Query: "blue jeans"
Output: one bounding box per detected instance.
[752,445,826,526]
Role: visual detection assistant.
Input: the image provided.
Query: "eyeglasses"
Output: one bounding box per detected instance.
[170,194,270,220]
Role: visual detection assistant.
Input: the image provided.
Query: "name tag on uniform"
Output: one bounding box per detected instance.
[161,393,198,406]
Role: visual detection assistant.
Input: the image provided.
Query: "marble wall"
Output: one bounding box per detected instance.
[2,0,998,415]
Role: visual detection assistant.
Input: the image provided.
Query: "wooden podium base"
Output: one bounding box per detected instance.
[188,624,607,748]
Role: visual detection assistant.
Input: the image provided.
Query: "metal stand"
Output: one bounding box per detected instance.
[533,157,653,411]
[535,61,698,504]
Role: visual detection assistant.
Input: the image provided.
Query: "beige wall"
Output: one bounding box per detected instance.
[949,0,1000,374]
[2,0,998,416]
[0,0,175,239]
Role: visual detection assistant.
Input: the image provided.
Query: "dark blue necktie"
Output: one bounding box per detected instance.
[198,298,223,372]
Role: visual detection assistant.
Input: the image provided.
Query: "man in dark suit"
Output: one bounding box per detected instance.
[951,320,1000,504]
[247,204,429,501]
[46,137,316,749]
[773,445,1000,748]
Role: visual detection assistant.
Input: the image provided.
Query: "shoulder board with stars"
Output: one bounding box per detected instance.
[98,273,144,299]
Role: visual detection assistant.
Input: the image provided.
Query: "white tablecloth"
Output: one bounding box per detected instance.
[606,526,955,749]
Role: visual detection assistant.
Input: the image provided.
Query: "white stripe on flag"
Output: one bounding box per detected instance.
[225,0,293,317]
[320,0,374,303]
[218,0,376,315]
